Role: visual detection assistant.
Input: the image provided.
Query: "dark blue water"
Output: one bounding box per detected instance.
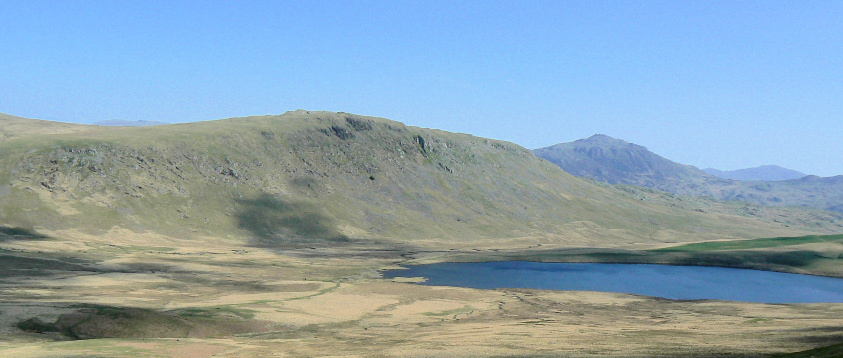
[382,262,843,303]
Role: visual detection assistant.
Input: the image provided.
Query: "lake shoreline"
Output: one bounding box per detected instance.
[397,248,843,278]
[383,261,843,303]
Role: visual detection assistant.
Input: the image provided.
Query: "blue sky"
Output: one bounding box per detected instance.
[2,1,841,176]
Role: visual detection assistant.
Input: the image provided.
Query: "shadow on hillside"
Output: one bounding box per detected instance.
[15,302,264,340]
[0,251,178,281]
[0,253,92,280]
[0,226,50,243]
[236,194,349,248]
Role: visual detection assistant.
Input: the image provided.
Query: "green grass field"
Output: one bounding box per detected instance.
[432,233,843,278]
[654,234,843,252]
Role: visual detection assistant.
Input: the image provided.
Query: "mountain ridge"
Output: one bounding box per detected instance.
[704,165,807,181]
[534,135,843,214]
[2,111,836,249]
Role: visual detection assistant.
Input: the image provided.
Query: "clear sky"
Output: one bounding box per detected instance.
[2,1,841,176]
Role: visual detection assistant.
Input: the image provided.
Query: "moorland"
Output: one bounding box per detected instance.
[2,110,843,357]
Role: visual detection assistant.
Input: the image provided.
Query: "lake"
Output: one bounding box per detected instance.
[382,261,843,303]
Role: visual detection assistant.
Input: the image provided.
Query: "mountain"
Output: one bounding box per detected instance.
[534,135,843,214]
[1,111,835,249]
[704,165,806,181]
[91,119,169,126]
[532,134,728,193]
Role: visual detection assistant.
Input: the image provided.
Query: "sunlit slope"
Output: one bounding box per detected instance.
[0,111,831,247]
[0,112,103,141]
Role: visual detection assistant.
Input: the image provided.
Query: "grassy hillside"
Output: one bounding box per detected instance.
[2,111,839,249]
[535,135,843,214]
[0,112,101,142]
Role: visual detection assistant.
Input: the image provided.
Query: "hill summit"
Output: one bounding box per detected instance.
[532,134,719,192]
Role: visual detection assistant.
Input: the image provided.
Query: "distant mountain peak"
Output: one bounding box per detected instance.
[533,135,709,187]
[580,134,628,144]
[703,165,806,181]
[535,135,842,213]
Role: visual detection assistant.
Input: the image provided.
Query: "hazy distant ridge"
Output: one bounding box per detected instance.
[534,135,843,214]
[704,165,806,181]
[91,119,169,126]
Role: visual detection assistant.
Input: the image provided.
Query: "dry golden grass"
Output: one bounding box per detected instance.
[2,230,843,358]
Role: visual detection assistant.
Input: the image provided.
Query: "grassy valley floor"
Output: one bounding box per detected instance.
[2,231,843,357]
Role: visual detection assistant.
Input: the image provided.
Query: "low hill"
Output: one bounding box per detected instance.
[0,112,102,142]
[1,111,837,249]
[704,165,806,181]
[534,135,843,214]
